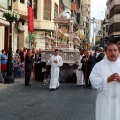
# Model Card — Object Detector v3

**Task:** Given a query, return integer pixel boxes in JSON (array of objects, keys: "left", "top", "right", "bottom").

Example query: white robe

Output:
[
  {"left": 48, "top": 55, "right": 63, "bottom": 89},
  {"left": 76, "top": 55, "right": 84, "bottom": 85},
  {"left": 89, "top": 58, "right": 120, "bottom": 120}
]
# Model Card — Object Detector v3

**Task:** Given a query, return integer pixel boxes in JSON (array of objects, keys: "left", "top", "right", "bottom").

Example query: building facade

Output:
[
  {"left": 0, "top": 0, "right": 92, "bottom": 51},
  {"left": 95, "top": 20, "right": 103, "bottom": 41},
  {"left": 80, "top": 0, "right": 91, "bottom": 48},
  {"left": 0, "top": 0, "right": 9, "bottom": 52},
  {"left": 13, "top": 0, "right": 28, "bottom": 51},
  {"left": 108, "top": 0, "right": 120, "bottom": 37},
  {"left": 0, "top": 0, "right": 28, "bottom": 52},
  {"left": 27, "top": 0, "right": 59, "bottom": 49}
]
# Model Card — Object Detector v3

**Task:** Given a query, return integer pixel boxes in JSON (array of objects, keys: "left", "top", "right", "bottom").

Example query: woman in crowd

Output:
[{"left": 1, "top": 49, "right": 7, "bottom": 78}]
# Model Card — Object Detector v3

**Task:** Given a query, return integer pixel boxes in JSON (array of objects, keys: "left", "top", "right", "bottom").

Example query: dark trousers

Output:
[
  {"left": 83, "top": 70, "right": 91, "bottom": 88},
  {"left": 34, "top": 63, "right": 41, "bottom": 80},
  {"left": 34, "top": 62, "right": 46, "bottom": 81},
  {"left": 25, "top": 70, "right": 31, "bottom": 86},
  {"left": 87, "top": 70, "right": 91, "bottom": 88}
]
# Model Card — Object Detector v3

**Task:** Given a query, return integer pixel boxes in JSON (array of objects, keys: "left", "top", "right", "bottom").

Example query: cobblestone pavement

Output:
[{"left": 0, "top": 78, "right": 97, "bottom": 120}]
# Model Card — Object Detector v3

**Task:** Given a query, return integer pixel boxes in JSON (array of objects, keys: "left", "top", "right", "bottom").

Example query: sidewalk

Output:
[
  {"left": 0, "top": 77, "right": 24, "bottom": 91},
  {"left": 0, "top": 72, "right": 35, "bottom": 91}
]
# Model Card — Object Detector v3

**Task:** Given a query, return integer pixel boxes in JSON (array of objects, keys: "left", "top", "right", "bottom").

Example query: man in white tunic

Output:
[
  {"left": 76, "top": 49, "right": 84, "bottom": 85},
  {"left": 47, "top": 49, "right": 63, "bottom": 90},
  {"left": 89, "top": 43, "right": 120, "bottom": 120}
]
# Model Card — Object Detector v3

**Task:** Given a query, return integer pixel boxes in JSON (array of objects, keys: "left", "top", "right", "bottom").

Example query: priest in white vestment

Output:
[
  {"left": 47, "top": 49, "right": 63, "bottom": 90},
  {"left": 76, "top": 50, "right": 84, "bottom": 85},
  {"left": 90, "top": 43, "right": 120, "bottom": 120}
]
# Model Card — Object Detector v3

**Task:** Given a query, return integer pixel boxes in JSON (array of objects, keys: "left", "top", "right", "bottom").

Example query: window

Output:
[
  {"left": 113, "top": 23, "right": 120, "bottom": 32},
  {"left": 20, "top": 0, "right": 24, "bottom": 3},
  {"left": 34, "top": 0, "right": 37, "bottom": 19},
  {"left": 54, "top": 3, "right": 58, "bottom": 18},
  {"left": 106, "top": 25, "right": 108, "bottom": 33},
  {"left": 114, "top": 5, "right": 120, "bottom": 14},
  {"left": 44, "top": 0, "right": 51, "bottom": 21},
  {"left": 109, "top": 5, "right": 120, "bottom": 18},
  {"left": 106, "top": 14, "right": 109, "bottom": 20},
  {"left": 109, "top": 23, "right": 120, "bottom": 34}
]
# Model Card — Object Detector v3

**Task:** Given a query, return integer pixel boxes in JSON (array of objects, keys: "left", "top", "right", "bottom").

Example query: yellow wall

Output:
[
  {"left": 13, "top": 0, "right": 27, "bottom": 14},
  {"left": 34, "top": 0, "right": 59, "bottom": 31},
  {"left": 0, "top": 0, "right": 60, "bottom": 51},
  {"left": 34, "top": 0, "right": 59, "bottom": 50},
  {"left": 18, "top": 22, "right": 28, "bottom": 48}
]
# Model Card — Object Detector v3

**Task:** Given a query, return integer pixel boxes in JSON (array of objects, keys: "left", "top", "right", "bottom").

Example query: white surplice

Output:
[
  {"left": 48, "top": 55, "right": 63, "bottom": 89},
  {"left": 89, "top": 58, "right": 120, "bottom": 120},
  {"left": 76, "top": 55, "right": 84, "bottom": 85}
]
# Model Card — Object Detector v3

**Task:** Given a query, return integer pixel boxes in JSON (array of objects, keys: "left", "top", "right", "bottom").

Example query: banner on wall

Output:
[{"left": 28, "top": 6, "right": 34, "bottom": 32}]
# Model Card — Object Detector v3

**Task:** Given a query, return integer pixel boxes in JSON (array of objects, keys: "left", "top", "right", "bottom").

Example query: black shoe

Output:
[{"left": 49, "top": 88, "right": 56, "bottom": 91}]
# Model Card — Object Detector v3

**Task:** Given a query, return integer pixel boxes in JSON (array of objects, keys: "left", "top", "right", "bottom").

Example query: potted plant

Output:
[{"left": 2, "top": 10, "right": 20, "bottom": 22}]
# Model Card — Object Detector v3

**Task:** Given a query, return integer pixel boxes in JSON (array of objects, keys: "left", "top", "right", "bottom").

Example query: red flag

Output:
[{"left": 28, "top": 6, "right": 34, "bottom": 32}]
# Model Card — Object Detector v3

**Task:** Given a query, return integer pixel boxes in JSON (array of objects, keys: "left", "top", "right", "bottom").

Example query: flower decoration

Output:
[{"left": 2, "top": 10, "right": 20, "bottom": 22}]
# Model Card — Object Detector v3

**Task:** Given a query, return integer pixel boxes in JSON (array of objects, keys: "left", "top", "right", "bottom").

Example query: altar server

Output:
[
  {"left": 76, "top": 49, "right": 84, "bottom": 86},
  {"left": 90, "top": 43, "right": 120, "bottom": 120},
  {"left": 47, "top": 49, "right": 63, "bottom": 91}
]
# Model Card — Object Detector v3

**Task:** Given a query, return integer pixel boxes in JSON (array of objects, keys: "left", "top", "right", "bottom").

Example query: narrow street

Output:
[{"left": 0, "top": 78, "right": 97, "bottom": 120}]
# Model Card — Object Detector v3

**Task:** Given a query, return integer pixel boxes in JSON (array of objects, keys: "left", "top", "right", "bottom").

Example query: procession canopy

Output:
[
  {"left": 51, "top": 8, "right": 81, "bottom": 50},
  {"left": 44, "top": 8, "right": 84, "bottom": 50}
]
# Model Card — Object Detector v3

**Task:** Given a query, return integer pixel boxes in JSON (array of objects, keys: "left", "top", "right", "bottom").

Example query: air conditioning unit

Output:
[{"left": 18, "top": 22, "right": 25, "bottom": 31}]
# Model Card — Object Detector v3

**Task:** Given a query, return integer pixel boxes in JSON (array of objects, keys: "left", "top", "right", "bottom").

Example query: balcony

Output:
[
  {"left": 34, "top": 20, "right": 54, "bottom": 31},
  {"left": 110, "top": 0, "right": 120, "bottom": 10},
  {"left": 109, "top": 14, "right": 120, "bottom": 26},
  {"left": 13, "top": 0, "right": 27, "bottom": 20}
]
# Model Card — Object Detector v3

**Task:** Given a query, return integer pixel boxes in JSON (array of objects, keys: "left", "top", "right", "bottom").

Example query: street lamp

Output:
[
  {"left": 0, "top": 54, "right": 3, "bottom": 82},
  {"left": 4, "top": 0, "right": 14, "bottom": 83}
]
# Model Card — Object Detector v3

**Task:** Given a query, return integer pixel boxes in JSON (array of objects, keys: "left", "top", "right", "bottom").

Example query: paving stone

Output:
[{"left": 0, "top": 78, "right": 97, "bottom": 120}]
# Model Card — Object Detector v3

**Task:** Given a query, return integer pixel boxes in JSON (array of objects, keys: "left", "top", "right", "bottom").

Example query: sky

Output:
[
  {"left": 91, "top": 0, "right": 107, "bottom": 20},
  {"left": 90, "top": 0, "right": 108, "bottom": 43}
]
